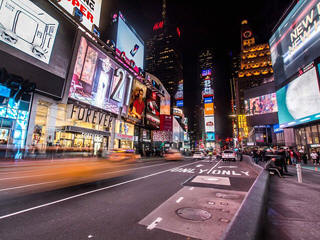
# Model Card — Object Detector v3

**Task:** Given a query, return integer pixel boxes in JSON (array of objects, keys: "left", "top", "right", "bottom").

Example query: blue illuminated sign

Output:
[
  {"left": 206, "top": 132, "right": 215, "bottom": 141},
  {"left": 202, "top": 69, "right": 212, "bottom": 77},
  {"left": 176, "top": 100, "right": 183, "bottom": 107},
  {"left": 204, "top": 97, "right": 213, "bottom": 104},
  {"left": 0, "top": 84, "right": 10, "bottom": 98},
  {"left": 273, "top": 124, "right": 283, "bottom": 133}
]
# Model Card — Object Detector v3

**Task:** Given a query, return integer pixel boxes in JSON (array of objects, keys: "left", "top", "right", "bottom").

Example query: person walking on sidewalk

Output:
[
  {"left": 265, "top": 157, "right": 284, "bottom": 178},
  {"left": 310, "top": 150, "right": 319, "bottom": 165}
]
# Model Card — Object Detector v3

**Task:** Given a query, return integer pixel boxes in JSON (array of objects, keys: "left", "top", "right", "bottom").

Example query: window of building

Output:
[
  {"left": 313, "top": 125, "right": 320, "bottom": 144},
  {"left": 306, "top": 126, "right": 313, "bottom": 144}
]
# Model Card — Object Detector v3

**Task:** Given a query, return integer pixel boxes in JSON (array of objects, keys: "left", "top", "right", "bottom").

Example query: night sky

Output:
[{"left": 112, "top": 0, "right": 294, "bottom": 138}]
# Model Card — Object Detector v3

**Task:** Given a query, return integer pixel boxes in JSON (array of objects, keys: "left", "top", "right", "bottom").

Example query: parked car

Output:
[
  {"left": 193, "top": 151, "right": 205, "bottom": 159},
  {"left": 221, "top": 150, "right": 237, "bottom": 161},
  {"left": 164, "top": 149, "right": 183, "bottom": 161}
]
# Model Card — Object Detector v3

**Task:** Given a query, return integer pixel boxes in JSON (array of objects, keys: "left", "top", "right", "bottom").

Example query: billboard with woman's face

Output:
[{"left": 128, "top": 80, "right": 146, "bottom": 122}]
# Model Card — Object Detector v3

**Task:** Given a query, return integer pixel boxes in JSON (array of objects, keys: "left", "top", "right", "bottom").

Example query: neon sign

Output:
[{"left": 153, "top": 21, "right": 164, "bottom": 31}]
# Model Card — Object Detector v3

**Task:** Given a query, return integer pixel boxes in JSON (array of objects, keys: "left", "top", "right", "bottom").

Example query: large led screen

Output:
[
  {"left": 206, "top": 132, "right": 215, "bottom": 142},
  {"left": 269, "top": 0, "right": 320, "bottom": 85},
  {"left": 245, "top": 93, "right": 278, "bottom": 116},
  {"left": 205, "top": 116, "right": 215, "bottom": 132},
  {"left": 128, "top": 80, "right": 146, "bottom": 121},
  {"left": 145, "top": 89, "right": 160, "bottom": 128},
  {"left": 204, "top": 103, "right": 214, "bottom": 116},
  {"left": 116, "top": 13, "right": 144, "bottom": 70},
  {"left": 0, "top": 0, "right": 58, "bottom": 64},
  {"left": 276, "top": 66, "right": 320, "bottom": 128},
  {"left": 160, "top": 91, "right": 170, "bottom": 115},
  {"left": 69, "top": 36, "right": 134, "bottom": 115},
  {"left": 0, "top": 0, "right": 77, "bottom": 98}
]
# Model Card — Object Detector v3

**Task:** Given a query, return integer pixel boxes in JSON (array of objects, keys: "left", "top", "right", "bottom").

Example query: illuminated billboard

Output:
[
  {"left": 205, "top": 116, "right": 215, "bottom": 132},
  {"left": 276, "top": 65, "right": 320, "bottom": 128},
  {"left": 160, "top": 91, "right": 171, "bottom": 115},
  {"left": 269, "top": 0, "right": 320, "bottom": 85},
  {"left": 204, "top": 103, "right": 214, "bottom": 116},
  {"left": 56, "top": 0, "right": 102, "bottom": 31},
  {"left": 116, "top": 12, "right": 144, "bottom": 71},
  {"left": 204, "top": 97, "right": 213, "bottom": 104},
  {"left": 0, "top": 0, "right": 58, "bottom": 64},
  {"left": 128, "top": 80, "right": 147, "bottom": 122},
  {"left": 145, "top": 89, "right": 160, "bottom": 128},
  {"left": 69, "top": 36, "right": 134, "bottom": 115},
  {"left": 244, "top": 93, "right": 278, "bottom": 116},
  {"left": 202, "top": 69, "right": 212, "bottom": 77},
  {"left": 176, "top": 100, "right": 183, "bottom": 107},
  {"left": 206, "top": 132, "right": 215, "bottom": 141}
]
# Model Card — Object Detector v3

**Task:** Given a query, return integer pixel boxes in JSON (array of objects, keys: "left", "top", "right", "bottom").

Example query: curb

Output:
[{"left": 221, "top": 155, "right": 270, "bottom": 240}]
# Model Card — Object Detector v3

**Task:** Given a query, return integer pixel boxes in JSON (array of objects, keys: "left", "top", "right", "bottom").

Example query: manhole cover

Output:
[{"left": 176, "top": 207, "right": 212, "bottom": 221}]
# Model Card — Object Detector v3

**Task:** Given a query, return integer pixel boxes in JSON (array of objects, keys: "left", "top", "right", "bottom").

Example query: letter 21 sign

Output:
[{"left": 57, "top": 0, "right": 102, "bottom": 31}]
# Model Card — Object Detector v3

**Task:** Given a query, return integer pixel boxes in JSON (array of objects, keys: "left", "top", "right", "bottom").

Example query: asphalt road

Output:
[{"left": 0, "top": 157, "right": 259, "bottom": 240}]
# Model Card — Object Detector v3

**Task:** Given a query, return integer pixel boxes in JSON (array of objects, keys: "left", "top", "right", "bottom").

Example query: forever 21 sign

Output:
[{"left": 67, "top": 104, "right": 113, "bottom": 129}]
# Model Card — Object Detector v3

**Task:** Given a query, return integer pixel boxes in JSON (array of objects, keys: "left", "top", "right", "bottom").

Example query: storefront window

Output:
[
  {"left": 32, "top": 101, "right": 49, "bottom": 147},
  {"left": 306, "top": 126, "right": 313, "bottom": 144},
  {"left": 299, "top": 128, "right": 307, "bottom": 146},
  {"left": 311, "top": 125, "right": 319, "bottom": 144}
]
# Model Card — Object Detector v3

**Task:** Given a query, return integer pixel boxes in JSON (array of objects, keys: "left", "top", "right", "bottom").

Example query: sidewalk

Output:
[{"left": 263, "top": 165, "right": 320, "bottom": 240}]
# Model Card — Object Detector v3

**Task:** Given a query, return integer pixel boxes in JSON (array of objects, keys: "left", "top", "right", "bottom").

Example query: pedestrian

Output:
[
  {"left": 310, "top": 150, "right": 319, "bottom": 165},
  {"left": 302, "top": 152, "right": 308, "bottom": 164},
  {"left": 265, "top": 157, "right": 284, "bottom": 178},
  {"left": 278, "top": 148, "right": 288, "bottom": 173},
  {"left": 290, "top": 148, "right": 296, "bottom": 165}
]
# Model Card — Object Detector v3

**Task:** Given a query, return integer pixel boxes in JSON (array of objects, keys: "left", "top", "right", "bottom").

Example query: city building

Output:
[
  {"left": 235, "top": 20, "right": 278, "bottom": 146},
  {"left": 145, "top": 0, "right": 183, "bottom": 104},
  {"left": 198, "top": 49, "right": 215, "bottom": 148},
  {"left": 270, "top": 0, "right": 320, "bottom": 155}
]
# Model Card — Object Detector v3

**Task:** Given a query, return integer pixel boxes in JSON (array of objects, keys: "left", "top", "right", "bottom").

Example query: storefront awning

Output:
[{"left": 60, "top": 126, "right": 110, "bottom": 137}]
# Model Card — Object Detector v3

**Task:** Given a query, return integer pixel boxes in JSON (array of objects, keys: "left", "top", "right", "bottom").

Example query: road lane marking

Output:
[
  {"left": 0, "top": 174, "right": 53, "bottom": 181},
  {"left": 0, "top": 181, "right": 61, "bottom": 192},
  {"left": 103, "top": 162, "right": 175, "bottom": 175},
  {"left": 147, "top": 217, "right": 162, "bottom": 230},
  {"left": 207, "top": 159, "right": 222, "bottom": 175},
  {"left": 0, "top": 160, "right": 202, "bottom": 220},
  {"left": 176, "top": 197, "right": 184, "bottom": 203}
]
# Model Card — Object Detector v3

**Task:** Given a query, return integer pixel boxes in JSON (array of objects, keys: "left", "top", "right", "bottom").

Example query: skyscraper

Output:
[{"left": 145, "top": 0, "right": 183, "bottom": 105}]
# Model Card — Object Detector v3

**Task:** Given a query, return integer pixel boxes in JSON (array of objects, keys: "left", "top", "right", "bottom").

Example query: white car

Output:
[
  {"left": 193, "top": 151, "right": 205, "bottom": 159},
  {"left": 221, "top": 150, "right": 237, "bottom": 161}
]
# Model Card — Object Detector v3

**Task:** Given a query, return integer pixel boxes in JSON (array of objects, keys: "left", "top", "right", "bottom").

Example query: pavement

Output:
[{"left": 263, "top": 165, "right": 320, "bottom": 240}]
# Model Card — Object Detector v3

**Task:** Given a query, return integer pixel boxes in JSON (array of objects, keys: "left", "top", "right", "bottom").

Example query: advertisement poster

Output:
[
  {"left": 244, "top": 93, "right": 278, "bottom": 116},
  {"left": 270, "top": 0, "right": 320, "bottom": 85},
  {"left": 116, "top": 12, "right": 144, "bottom": 71},
  {"left": 128, "top": 80, "right": 147, "bottom": 121},
  {"left": 56, "top": 0, "right": 102, "bottom": 31},
  {"left": 115, "top": 120, "right": 134, "bottom": 141},
  {"left": 69, "top": 36, "right": 133, "bottom": 115},
  {"left": 160, "top": 115, "right": 173, "bottom": 131},
  {"left": 276, "top": 66, "right": 320, "bottom": 127},
  {"left": 145, "top": 88, "right": 160, "bottom": 128},
  {"left": 205, "top": 116, "right": 215, "bottom": 132},
  {"left": 206, "top": 132, "right": 215, "bottom": 141},
  {"left": 152, "top": 131, "right": 172, "bottom": 142},
  {"left": 204, "top": 103, "right": 214, "bottom": 116},
  {"left": 160, "top": 91, "right": 171, "bottom": 115},
  {"left": 0, "top": 0, "right": 59, "bottom": 64}
]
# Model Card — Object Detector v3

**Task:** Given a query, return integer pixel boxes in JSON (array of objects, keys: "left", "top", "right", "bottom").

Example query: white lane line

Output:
[
  {"left": 0, "top": 160, "right": 202, "bottom": 220},
  {"left": 0, "top": 174, "right": 53, "bottom": 181},
  {"left": 207, "top": 159, "right": 222, "bottom": 175},
  {"left": 189, "top": 187, "right": 194, "bottom": 190},
  {"left": 147, "top": 217, "right": 162, "bottom": 230},
  {"left": 0, "top": 181, "right": 61, "bottom": 192},
  {"left": 176, "top": 197, "right": 184, "bottom": 203}
]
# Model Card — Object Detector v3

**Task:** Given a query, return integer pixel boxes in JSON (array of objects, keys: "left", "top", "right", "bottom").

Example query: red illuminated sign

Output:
[
  {"left": 153, "top": 21, "right": 164, "bottom": 31},
  {"left": 177, "top": 27, "right": 180, "bottom": 37}
]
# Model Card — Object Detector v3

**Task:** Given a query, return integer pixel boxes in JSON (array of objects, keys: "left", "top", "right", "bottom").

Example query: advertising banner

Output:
[
  {"left": 0, "top": 0, "right": 77, "bottom": 98},
  {"left": 270, "top": 0, "right": 320, "bottom": 85},
  {"left": 116, "top": 12, "right": 144, "bottom": 71},
  {"left": 205, "top": 116, "right": 215, "bottom": 132},
  {"left": 56, "top": 0, "right": 102, "bottom": 31},
  {"left": 160, "top": 115, "right": 173, "bottom": 131},
  {"left": 244, "top": 93, "right": 278, "bottom": 116},
  {"left": 152, "top": 131, "right": 172, "bottom": 142},
  {"left": 145, "top": 88, "right": 160, "bottom": 128},
  {"left": 160, "top": 91, "right": 171, "bottom": 115},
  {"left": 276, "top": 66, "right": 320, "bottom": 128},
  {"left": 115, "top": 120, "right": 134, "bottom": 141},
  {"left": 204, "top": 103, "right": 214, "bottom": 116},
  {"left": 128, "top": 80, "right": 147, "bottom": 122},
  {"left": 69, "top": 36, "right": 134, "bottom": 115},
  {"left": 206, "top": 132, "right": 215, "bottom": 141}
]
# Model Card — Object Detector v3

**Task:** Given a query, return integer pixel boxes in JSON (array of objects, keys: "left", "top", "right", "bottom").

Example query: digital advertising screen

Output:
[
  {"left": 244, "top": 93, "right": 278, "bottom": 116},
  {"left": 160, "top": 91, "right": 171, "bottom": 115},
  {"left": 56, "top": 0, "right": 102, "bottom": 31},
  {"left": 116, "top": 13, "right": 144, "bottom": 71},
  {"left": 69, "top": 36, "right": 134, "bottom": 115},
  {"left": 276, "top": 66, "right": 320, "bottom": 128},
  {"left": 145, "top": 88, "right": 160, "bottom": 128},
  {"left": 269, "top": 0, "right": 320, "bottom": 86},
  {"left": 128, "top": 80, "right": 147, "bottom": 122},
  {"left": 176, "top": 100, "right": 183, "bottom": 107},
  {"left": 201, "top": 69, "right": 212, "bottom": 77},
  {"left": 0, "top": 0, "right": 77, "bottom": 98},
  {"left": 204, "top": 103, "right": 214, "bottom": 116},
  {"left": 204, "top": 97, "right": 213, "bottom": 104},
  {"left": 206, "top": 132, "right": 215, "bottom": 142},
  {"left": 205, "top": 116, "right": 215, "bottom": 132}
]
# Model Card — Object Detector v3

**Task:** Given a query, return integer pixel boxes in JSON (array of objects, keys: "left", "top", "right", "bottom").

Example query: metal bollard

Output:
[{"left": 296, "top": 164, "right": 302, "bottom": 183}]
